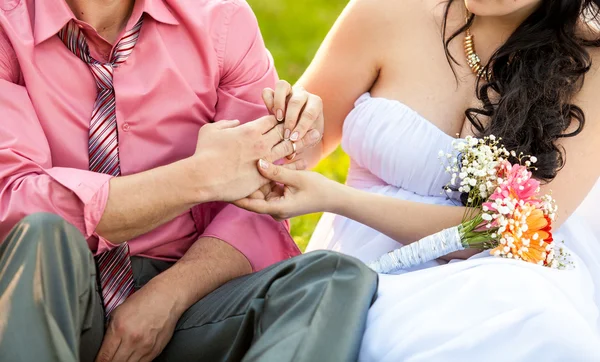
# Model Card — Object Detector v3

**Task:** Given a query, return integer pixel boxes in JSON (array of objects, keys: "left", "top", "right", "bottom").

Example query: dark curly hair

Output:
[{"left": 442, "top": 0, "right": 600, "bottom": 181}]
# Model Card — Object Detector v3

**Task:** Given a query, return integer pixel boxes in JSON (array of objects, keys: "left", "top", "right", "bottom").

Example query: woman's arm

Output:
[
  {"left": 235, "top": 161, "right": 466, "bottom": 245},
  {"left": 294, "top": 0, "right": 397, "bottom": 165},
  {"left": 244, "top": 3, "right": 600, "bottom": 247},
  {"left": 238, "top": 94, "right": 600, "bottom": 248},
  {"left": 331, "top": 186, "right": 464, "bottom": 243}
]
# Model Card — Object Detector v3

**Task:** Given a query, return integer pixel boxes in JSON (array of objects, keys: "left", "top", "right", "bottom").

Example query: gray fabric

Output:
[
  {"left": 0, "top": 213, "right": 104, "bottom": 362},
  {"left": 0, "top": 213, "right": 378, "bottom": 362},
  {"left": 144, "top": 251, "right": 378, "bottom": 362}
]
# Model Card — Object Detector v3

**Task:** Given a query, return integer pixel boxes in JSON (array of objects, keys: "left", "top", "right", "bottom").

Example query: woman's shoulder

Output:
[
  {"left": 342, "top": 0, "right": 434, "bottom": 27},
  {"left": 338, "top": 0, "right": 440, "bottom": 45}
]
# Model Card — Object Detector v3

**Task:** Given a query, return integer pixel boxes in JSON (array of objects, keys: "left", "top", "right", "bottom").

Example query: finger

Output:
[
  {"left": 248, "top": 189, "right": 266, "bottom": 200},
  {"left": 284, "top": 89, "right": 309, "bottom": 140},
  {"left": 95, "top": 330, "right": 121, "bottom": 362},
  {"left": 137, "top": 346, "right": 161, "bottom": 362},
  {"left": 125, "top": 351, "right": 144, "bottom": 362},
  {"left": 257, "top": 179, "right": 278, "bottom": 200},
  {"left": 269, "top": 139, "right": 295, "bottom": 161},
  {"left": 290, "top": 94, "right": 323, "bottom": 142},
  {"left": 212, "top": 119, "right": 240, "bottom": 130},
  {"left": 254, "top": 115, "right": 279, "bottom": 134},
  {"left": 234, "top": 197, "right": 273, "bottom": 214},
  {"left": 287, "top": 129, "right": 322, "bottom": 157},
  {"left": 257, "top": 159, "right": 297, "bottom": 185},
  {"left": 282, "top": 159, "right": 307, "bottom": 171},
  {"left": 273, "top": 80, "right": 292, "bottom": 122},
  {"left": 136, "top": 329, "right": 169, "bottom": 362},
  {"left": 111, "top": 342, "right": 135, "bottom": 362},
  {"left": 262, "top": 88, "right": 275, "bottom": 114},
  {"left": 263, "top": 123, "right": 285, "bottom": 147},
  {"left": 265, "top": 183, "right": 285, "bottom": 200}
]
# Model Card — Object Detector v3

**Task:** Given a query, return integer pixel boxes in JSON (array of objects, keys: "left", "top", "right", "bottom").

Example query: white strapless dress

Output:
[{"left": 307, "top": 93, "right": 600, "bottom": 361}]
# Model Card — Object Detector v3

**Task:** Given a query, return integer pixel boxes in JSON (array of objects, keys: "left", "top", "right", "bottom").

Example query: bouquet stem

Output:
[{"left": 367, "top": 226, "right": 466, "bottom": 273}]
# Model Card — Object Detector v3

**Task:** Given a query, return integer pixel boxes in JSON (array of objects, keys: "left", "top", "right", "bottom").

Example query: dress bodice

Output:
[{"left": 341, "top": 93, "right": 456, "bottom": 197}]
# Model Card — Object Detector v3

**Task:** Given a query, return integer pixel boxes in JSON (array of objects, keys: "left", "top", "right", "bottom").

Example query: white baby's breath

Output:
[{"left": 442, "top": 136, "right": 511, "bottom": 204}]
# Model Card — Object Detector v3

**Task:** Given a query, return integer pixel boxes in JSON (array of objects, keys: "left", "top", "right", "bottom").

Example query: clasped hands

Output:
[
  {"left": 188, "top": 80, "right": 339, "bottom": 222},
  {"left": 233, "top": 80, "right": 343, "bottom": 221}
]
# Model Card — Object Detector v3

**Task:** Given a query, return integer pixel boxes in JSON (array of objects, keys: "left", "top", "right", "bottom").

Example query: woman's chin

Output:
[{"left": 464, "top": 0, "right": 542, "bottom": 18}]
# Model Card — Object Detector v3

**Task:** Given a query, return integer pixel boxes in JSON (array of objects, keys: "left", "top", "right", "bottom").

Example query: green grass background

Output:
[{"left": 247, "top": 0, "right": 349, "bottom": 251}]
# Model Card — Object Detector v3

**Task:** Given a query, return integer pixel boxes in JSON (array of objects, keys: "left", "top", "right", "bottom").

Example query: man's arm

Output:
[
  {"left": 0, "top": 32, "right": 284, "bottom": 256},
  {"left": 188, "top": 0, "right": 301, "bottom": 274}
]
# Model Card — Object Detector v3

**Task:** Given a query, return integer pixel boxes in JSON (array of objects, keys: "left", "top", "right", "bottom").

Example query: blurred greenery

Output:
[{"left": 248, "top": 0, "right": 349, "bottom": 251}]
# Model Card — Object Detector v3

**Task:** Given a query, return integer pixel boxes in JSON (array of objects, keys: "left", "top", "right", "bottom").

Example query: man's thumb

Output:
[{"left": 214, "top": 119, "right": 240, "bottom": 130}]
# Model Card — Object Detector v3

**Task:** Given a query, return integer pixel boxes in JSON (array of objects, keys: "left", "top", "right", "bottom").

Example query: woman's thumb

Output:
[{"left": 257, "top": 159, "right": 294, "bottom": 184}]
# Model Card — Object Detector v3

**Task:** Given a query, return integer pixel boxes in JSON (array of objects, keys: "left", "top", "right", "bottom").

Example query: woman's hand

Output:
[
  {"left": 262, "top": 80, "right": 323, "bottom": 159},
  {"left": 234, "top": 159, "right": 342, "bottom": 220}
]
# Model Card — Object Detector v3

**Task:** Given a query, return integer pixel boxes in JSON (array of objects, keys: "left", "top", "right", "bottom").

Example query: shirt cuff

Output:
[
  {"left": 46, "top": 167, "right": 114, "bottom": 254},
  {"left": 195, "top": 203, "right": 301, "bottom": 271}
]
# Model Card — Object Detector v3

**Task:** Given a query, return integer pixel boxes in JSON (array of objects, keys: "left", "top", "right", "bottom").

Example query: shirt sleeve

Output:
[
  {"left": 212, "top": 0, "right": 278, "bottom": 123},
  {"left": 191, "top": 1, "right": 300, "bottom": 271},
  {"left": 0, "top": 31, "right": 113, "bottom": 253},
  {"left": 193, "top": 202, "right": 300, "bottom": 272}
]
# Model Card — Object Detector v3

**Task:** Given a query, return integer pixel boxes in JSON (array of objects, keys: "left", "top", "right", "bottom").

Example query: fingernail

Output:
[
  {"left": 276, "top": 109, "right": 284, "bottom": 121},
  {"left": 259, "top": 159, "right": 269, "bottom": 169},
  {"left": 284, "top": 129, "right": 291, "bottom": 140},
  {"left": 308, "top": 130, "right": 321, "bottom": 142},
  {"left": 290, "top": 132, "right": 299, "bottom": 141}
]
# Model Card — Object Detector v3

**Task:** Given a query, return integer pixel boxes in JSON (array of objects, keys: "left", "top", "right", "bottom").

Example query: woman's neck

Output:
[
  {"left": 65, "top": 0, "right": 135, "bottom": 44},
  {"left": 460, "top": 1, "right": 540, "bottom": 64}
]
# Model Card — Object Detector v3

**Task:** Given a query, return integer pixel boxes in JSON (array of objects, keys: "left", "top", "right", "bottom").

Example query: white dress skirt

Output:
[{"left": 307, "top": 93, "right": 600, "bottom": 361}]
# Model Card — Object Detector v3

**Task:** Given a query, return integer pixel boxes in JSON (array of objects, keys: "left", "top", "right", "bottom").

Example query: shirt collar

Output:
[
  {"left": 141, "top": 0, "right": 179, "bottom": 26},
  {"left": 34, "top": 0, "right": 179, "bottom": 46}
]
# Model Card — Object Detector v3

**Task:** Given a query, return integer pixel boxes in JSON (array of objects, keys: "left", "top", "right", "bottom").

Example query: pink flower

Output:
[{"left": 491, "top": 161, "right": 539, "bottom": 202}]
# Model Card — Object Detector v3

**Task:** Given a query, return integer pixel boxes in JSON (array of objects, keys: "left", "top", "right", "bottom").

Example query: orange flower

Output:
[{"left": 491, "top": 205, "right": 554, "bottom": 266}]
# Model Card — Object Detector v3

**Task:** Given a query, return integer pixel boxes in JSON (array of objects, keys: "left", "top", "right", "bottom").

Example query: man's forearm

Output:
[
  {"left": 95, "top": 157, "right": 209, "bottom": 243},
  {"left": 144, "top": 236, "right": 252, "bottom": 316}
]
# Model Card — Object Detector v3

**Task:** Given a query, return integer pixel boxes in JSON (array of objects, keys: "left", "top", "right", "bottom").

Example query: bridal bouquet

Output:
[{"left": 368, "top": 135, "right": 570, "bottom": 274}]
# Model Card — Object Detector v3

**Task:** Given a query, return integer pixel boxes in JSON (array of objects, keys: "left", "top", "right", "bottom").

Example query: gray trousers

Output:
[{"left": 0, "top": 213, "right": 378, "bottom": 362}]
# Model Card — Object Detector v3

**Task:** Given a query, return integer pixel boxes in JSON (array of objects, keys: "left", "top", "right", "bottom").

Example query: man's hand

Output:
[
  {"left": 187, "top": 116, "right": 305, "bottom": 203},
  {"left": 95, "top": 237, "right": 253, "bottom": 362},
  {"left": 95, "top": 281, "right": 179, "bottom": 362}
]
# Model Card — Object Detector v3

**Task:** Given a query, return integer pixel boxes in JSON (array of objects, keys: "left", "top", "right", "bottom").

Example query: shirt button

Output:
[{"left": 122, "top": 123, "right": 130, "bottom": 132}]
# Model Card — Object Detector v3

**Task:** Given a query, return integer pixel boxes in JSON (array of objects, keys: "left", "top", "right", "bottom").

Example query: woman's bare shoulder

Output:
[
  {"left": 342, "top": 0, "right": 433, "bottom": 31},
  {"left": 334, "top": 0, "right": 443, "bottom": 57}
]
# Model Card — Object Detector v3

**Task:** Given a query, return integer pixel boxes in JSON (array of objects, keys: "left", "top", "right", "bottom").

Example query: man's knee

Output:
[
  {"left": 9, "top": 213, "right": 88, "bottom": 254},
  {"left": 19, "top": 212, "right": 69, "bottom": 230},
  {"left": 302, "top": 250, "right": 378, "bottom": 286}
]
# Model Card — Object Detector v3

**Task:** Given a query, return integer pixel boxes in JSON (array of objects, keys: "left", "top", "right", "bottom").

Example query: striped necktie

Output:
[{"left": 58, "top": 17, "right": 144, "bottom": 318}]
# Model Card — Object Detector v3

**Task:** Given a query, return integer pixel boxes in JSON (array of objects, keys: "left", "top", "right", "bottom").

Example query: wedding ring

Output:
[{"left": 286, "top": 141, "right": 297, "bottom": 160}]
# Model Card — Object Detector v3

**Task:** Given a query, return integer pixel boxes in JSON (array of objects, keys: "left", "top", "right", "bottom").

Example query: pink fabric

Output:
[{"left": 0, "top": 0, "right": 300, "bottom": 271}]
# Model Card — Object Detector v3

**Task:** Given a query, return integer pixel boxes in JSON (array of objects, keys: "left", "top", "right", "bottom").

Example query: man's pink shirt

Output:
[{"left": 0, "top": 0, "right": 300, "bottom": 270}]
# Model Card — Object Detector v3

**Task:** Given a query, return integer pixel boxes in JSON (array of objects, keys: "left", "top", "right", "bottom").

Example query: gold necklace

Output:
[{"left": 463, "top": 15, "right": 488, "bottom": 78}]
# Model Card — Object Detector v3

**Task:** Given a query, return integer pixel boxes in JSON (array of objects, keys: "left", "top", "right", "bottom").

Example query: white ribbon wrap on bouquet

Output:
[{"left": 368, "top": 226, "right": 465, "bottom": 274}]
